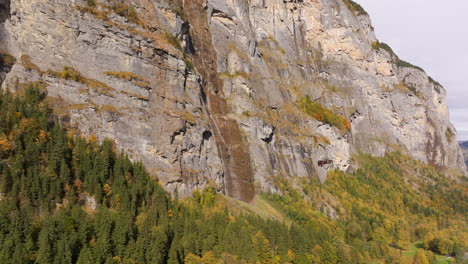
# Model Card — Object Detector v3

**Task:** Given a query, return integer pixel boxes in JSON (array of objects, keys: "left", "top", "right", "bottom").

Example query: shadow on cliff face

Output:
[
  {"left": 0, "top": 0, "right": 10, "bottom": 23},
  {"left": 183, "top": 0, "right": 256, "bottom": 203},
  {"left": 0, "top": 0, "right": 14, "bottom": 86}
]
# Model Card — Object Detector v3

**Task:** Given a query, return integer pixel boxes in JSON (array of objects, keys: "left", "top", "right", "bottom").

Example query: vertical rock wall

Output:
[
  {"left": 0, "top": 0, "right": 465, "bottom": 201},
  {"left": 184, "top": 0, "right": 255, "bottom": 202}
]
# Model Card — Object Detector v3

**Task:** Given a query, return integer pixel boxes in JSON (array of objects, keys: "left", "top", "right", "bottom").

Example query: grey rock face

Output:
[{"left": 0, "top": 0, "right": 465, "bottom": 201}]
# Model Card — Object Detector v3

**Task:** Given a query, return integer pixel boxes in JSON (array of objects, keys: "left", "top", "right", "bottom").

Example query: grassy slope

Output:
[{"left": 402, "top": 242, "right": 455, "bottom": 263}]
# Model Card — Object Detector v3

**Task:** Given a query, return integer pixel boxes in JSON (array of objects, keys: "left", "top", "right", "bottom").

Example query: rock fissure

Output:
[{"left": 184, "top": 0, "right": 255, "bottom": 202}]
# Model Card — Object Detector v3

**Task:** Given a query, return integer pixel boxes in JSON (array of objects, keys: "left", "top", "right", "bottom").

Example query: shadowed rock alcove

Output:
[{"left": 0, "top": 0, "right": 10, "bottom": 23}]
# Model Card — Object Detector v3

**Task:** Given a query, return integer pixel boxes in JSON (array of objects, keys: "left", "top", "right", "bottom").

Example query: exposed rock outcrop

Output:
[{"left": 0, "top": 0, "right": 465, "bottom": 202}]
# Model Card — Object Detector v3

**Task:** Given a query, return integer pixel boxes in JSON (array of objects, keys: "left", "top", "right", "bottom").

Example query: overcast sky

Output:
[{"left": 352, "top": 0, "right": 468, "bottom": 141}]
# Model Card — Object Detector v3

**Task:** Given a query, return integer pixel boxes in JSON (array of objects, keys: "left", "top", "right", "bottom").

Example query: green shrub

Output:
[
  {"left": 184, "top": 57, "right": 194, "bottom": 71},
  {"left": 174, "top": 4, "right": 188, "bottom": 22},
  {"left": 75, "top": 5, "right": 109, "bottom": 21},
  {"left": 371, "top": 41, "right": 396, "bottom": 56},
  {"left": 396, "top": 59, "right": 424, "bottom": 72},
  {"left": 61, "top": 66, "right": 82, "bottom": 82},
  {"left": 165, "top": 32, "right": 182, "bottom": 51},
  {"left": 77, "top": 2, "right": 142, "bottom": 25},
  {"left": 20, "top": 55, "right": 40, "bottom": 71},
  {"left": 110, "top": 2, "right": 140, "bottom": 25},
  {"left": 372, "top": 41, "right": 425, "bottom": 72},
  {"left": 104, "top": 71, "right": 149, "bottom": 83},
  {"left": 428, "top": 76, "right": 441, "bottom": 88},
  {"left": 0, "top": 50, "right": 15, "bottom": 67},
  {"left": 45, "top": 66, "right": 115, "bottom": 97},
  {"left": 342, "top": 0, "right": 368, "bottom": 16},
  {"left": 428, "top": 76, "right": 442, "bottom": 93},
  {"left": 164, "top": 32, "right": 195, "bottom": 71},
  {"left": 299, "top": 96, "right": 351, "bottom": 133}
]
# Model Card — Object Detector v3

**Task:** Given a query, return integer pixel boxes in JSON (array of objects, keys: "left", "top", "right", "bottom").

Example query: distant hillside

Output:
[
  {"left": 460, "top": 141, "right": 468, "bottom": 166},
  {"left": 460, "top": 141, "right": 468, "bottom": 148}
]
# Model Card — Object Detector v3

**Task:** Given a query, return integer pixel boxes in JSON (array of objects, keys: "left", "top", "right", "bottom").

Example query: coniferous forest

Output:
[{"left": 0, "top": 86, "right": 466, "bottom": 263}]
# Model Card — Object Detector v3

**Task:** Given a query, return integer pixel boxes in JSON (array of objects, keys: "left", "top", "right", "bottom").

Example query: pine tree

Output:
[
  {"left": 76, "top": 245, "right": 95, "bottom": 264},
  {"left": 321, "top": 241, "right": 338, "bottom": 264},
  {"left": 252, "top": 231, "right": 272, "bottom": 264}
]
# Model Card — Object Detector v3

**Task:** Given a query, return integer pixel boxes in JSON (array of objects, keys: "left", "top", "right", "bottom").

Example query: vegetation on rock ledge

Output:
[
  {"left": 0, "top": 50, "right": 15, "bottom": 67},
  {"left": 299, "top": 96, "right": 351, "bottom": 133},
  {"left": 342, "top": 0, "right": 368, "bottom": 16},
  {"left": 77, "top": 1, "right": 142, "bottom": 26},
  {"left": 372, "top": 41, "right": 425, "bottom": 72}
]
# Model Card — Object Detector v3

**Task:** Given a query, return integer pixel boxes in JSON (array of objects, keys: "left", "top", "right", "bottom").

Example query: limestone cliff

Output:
[{"left": 0, "top": 0, "right": 465, "bottom": 202}]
